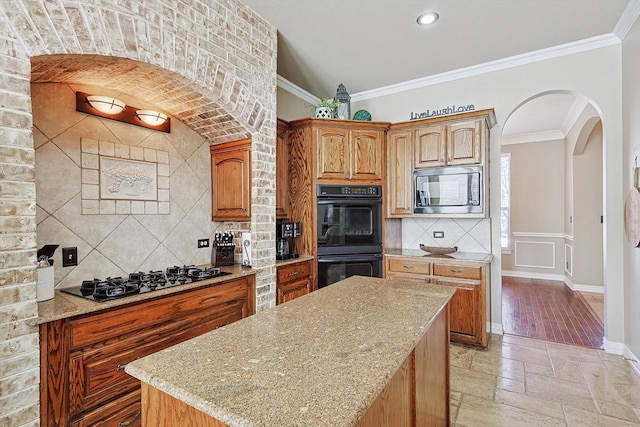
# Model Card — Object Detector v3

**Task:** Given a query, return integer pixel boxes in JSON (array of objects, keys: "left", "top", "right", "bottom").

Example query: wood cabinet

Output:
[
  {"left": 40, "top": 276, "right": 256, "bottom": 426},
  {"left": 276, "top": 119, "right": 290, "bottom": 219},
  {"left": 386, "top": 130, "right": 413, "bottom": 216},
  {"left": 316, "top": 125, "right": 385, "bottom": 182},
  {"left": 276, "top": 258, "right": 312, "bottom": 304},
  {"left": 386, "top": 109, "right": 496, "bottom": 218},
  {"left": 385, "top": 255, "right": 488, "bottom": 347},
  {"left": 210, "top": 139, "right": 251, "bottom": 221}
]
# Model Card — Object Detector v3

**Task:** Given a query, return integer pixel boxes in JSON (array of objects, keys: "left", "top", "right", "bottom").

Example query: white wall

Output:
[
  {"left": 501, "top": 139, "right": 566, "bottom": 278},
  {"left": 349, "top": 46, "right": 624, "bottom": 345},
  {"left": 572, "top": 123, "right": 604, "bottom": 288},
  {"left": 622, "top": 12, "right": 640, "bottom": 362}
]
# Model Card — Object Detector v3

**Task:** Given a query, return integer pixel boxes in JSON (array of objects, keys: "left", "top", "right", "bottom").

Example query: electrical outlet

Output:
[
  {"left": 62, "top": 247, "right": 77, "bottom": 267},
  {"left": 433, "top": 231, "right": 445, "bottom": 238},
  {"left": 198, "top": 239, "right": 210, "bottom": 248}
]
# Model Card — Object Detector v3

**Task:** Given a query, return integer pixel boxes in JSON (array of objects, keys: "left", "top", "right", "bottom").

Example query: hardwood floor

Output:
[{"left": 502, "top": 276, "right": 604, "bottom": 349}]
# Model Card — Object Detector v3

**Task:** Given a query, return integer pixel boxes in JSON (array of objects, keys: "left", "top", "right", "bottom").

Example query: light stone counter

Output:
[
  {"left": 34, "top": 264, "right": 256, "bottom": 325},
  {"left": 126, "top": 275, "right": 455, "bottom": 427},
  {"left": 385, "top": 247, "right": 493, "bottom": 263}
]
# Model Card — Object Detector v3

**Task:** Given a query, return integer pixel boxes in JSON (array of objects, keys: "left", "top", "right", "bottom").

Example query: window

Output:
[{"left": 500, "top": 153, "right": 511, "bottom": 250}]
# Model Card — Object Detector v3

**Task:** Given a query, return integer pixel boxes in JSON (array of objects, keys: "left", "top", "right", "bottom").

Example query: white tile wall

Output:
[{"left": 402, "top": 217, "right": 492, "bottom": 253}]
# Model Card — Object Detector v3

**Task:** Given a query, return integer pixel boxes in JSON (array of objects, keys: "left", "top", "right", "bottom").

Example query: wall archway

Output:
[
  {"left": 0, "top": 1, "right": 276, "bottom": 423},
  {"left": 500, "top": 90, "right": 607, "bottom": 346}
]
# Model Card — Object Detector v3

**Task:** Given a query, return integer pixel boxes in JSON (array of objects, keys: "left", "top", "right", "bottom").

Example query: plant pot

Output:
[{"left": 315, "top": 106, "right": 333, "bottom": 118}]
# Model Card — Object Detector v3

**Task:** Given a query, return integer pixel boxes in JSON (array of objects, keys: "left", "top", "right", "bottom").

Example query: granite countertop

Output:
[
  {"left": 125, "top": 275, "right": 455, "bottom": 427},
  {"left": 275, "top": 255, "right": 314, "bottom": 267},
  {"left": 34, "top": 264, "right": 256, "bottom": 325},
  {"left": 385, "top": 247, "right": 493, "bottom": 263}
]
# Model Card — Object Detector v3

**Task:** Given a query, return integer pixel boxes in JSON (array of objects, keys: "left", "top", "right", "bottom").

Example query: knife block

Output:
[{"left": 211, "top": 245, "right": 235, "bottom": 266}]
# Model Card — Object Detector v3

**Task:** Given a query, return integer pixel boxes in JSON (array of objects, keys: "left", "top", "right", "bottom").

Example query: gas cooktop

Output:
[{"left": 61, "top": 265, "right": 231, "bottom": 302}]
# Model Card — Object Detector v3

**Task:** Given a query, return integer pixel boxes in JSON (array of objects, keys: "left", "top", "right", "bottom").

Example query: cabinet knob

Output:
[
  {"left": 450, "top": 269, "right": 464, "bottom": 274},
  {"left": 402, "top": 265, "right": 414, "bottom": 269},
  {"left": 292, "top": 271, "right": 301, "bottom": 275}
]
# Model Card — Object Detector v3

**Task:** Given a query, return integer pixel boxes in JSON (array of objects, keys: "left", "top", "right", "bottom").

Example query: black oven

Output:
[
  {"left": 316, "top": 184, "right": 382, "bottom": 255},
  {"left": 317, "top": 253, "right": 383, "bottom": 289},
  {"left": 316, "top": 184, "right": 383, "bottom": 288}
]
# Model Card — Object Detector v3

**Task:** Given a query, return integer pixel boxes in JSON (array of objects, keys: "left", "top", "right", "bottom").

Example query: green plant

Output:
[{"left": 314, "top": 97, "right": 340, "bottom": 109}]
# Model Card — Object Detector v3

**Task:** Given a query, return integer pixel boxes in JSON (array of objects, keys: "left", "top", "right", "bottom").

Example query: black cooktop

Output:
[{"left": 61, "top": 266, "right": 231, "bottom": 302}]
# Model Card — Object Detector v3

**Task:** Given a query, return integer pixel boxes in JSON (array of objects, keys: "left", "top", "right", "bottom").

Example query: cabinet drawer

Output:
[
  {"left": 277, "top": 261, "right": 311, "bottom": 284},
  {"left": 388, "top": 258, "right": 431, "bottom": 275},
  {"left": 433, "top": 263, "right": 482, "bottom": 280},
  {"left": 69, "top": 278, "right": 249, "bottom": 349},
  {"left": 69, "top": 301, "right": 245, "bottom": 414},
  {"left": 71, "top": 388, "right": 141, "bottom": 427}
]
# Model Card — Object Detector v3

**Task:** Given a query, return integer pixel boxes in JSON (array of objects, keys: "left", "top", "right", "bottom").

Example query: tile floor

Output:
[{"left": 450, "top": 334, "right": 640, "bottom": 426}]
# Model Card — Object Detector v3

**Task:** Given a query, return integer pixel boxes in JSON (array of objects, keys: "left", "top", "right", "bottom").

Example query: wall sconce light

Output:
[
  {"left": 85, "top": 95, "right": 126, "bottom": 115},
  {"left": 136, "top": 110, "right": 168, "bottom": 126},
  {"left": 76, "top": 91, "right": 171, "bottom": 133}
]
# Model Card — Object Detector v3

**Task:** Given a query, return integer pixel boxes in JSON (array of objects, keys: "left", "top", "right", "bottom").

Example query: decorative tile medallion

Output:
[{"left": 81, "top": 138, "right": 170, "bottom": 214}]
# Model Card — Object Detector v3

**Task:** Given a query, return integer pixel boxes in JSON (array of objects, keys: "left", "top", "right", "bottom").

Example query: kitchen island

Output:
[{"left": 125, "top": 275, "right": 455, "bottom": 426}]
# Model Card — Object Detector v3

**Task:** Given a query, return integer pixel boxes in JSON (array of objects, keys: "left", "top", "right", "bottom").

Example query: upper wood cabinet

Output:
[
  {"left": 414, "top": 118, "right": 486, "bottom": 168},
  {"left": 387, "top": 130, "right": 413, "bottom": 216},
  {"left": 276, "top": 119, "right": 290, "bottom": 219},
  {"left": 315, "top": 123, "right": 385, "bottom": 183},
  {"left": 210, "top": 139, "right": 251, "bottom": 221},
  {"left": 386, "top": 109, "right": 495, "bottom": 218}
]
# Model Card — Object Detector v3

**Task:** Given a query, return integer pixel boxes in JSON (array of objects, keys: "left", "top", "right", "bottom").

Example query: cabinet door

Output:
[
  {"left": 278, "top": 278, "right": 310, "bottom": 304},
  {"left": 446, "top": 119, "right": 483, "bottom": 165},
  {"left": 276, "top": 124, "right": 289, "bottom": 219},
  {"left": 431, "top": 279, "right": 481, "bottom": 344},
  {"left": 351, "top": 129, "right": 383, "bottom": 182},
  {"left": 277, "top": 260, "right": 312, "bottom": 305},
  {"left": 414, "top": 125, "right": 446, "bottom": 168},
  {"left": 316, "top": 127, "right": 350, "bottom": 180},
  {"left": 387, "top": 131, "right": 413, "bottom": 216},
  {"left": 211, "top": 140, "right": 251, "bottom": 221}
]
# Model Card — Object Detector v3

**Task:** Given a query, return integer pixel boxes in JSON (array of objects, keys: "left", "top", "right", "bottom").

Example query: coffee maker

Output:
[{"left": 276, "top": 221, "right": 301, "bottom": 260}]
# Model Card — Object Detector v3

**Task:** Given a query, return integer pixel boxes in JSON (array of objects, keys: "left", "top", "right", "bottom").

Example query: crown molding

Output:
[
  {"left": 277, "top": 75, "right": 319, "bottom": 104},
  {"left": 501, "top": 130, "right": 566, "bottom": 145},
  {"left": 614, "top": 0, "right": 640, "bottom": 41},
  {"left": 350, "top": 34, "right": 621, "bottom": 102}
]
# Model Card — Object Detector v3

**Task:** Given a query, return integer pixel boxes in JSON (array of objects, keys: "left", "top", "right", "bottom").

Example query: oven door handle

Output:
[
  {"left": 318, "top": 254, "right": 382, "bottom": 263},
  {"left": 317, "top": 198, "right": 382, "bottom": 205}
]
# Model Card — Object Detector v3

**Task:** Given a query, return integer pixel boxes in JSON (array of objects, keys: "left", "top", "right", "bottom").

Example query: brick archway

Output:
[{"left": 0, "top": 1, "right": 276, "bottom": 423}]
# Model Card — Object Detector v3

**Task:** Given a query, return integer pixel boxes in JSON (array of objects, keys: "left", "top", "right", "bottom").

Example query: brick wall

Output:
[{"left": 0, "top": 1, "right": 276, "bottom": 424}]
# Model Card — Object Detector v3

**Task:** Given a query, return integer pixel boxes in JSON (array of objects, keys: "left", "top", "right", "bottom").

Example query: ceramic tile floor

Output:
[{"left": 450, "top": 334, "right": 640, "bottom": 426}]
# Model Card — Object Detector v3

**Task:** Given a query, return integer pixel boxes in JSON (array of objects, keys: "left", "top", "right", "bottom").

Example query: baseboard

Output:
[
  {"left": 624, "top": 345, "right": 640, "bottom": 377},
  {"left": 501, "top": 270, "right": 565, "bottom": 281},
  {"left": 603, "top": 337, "right": 624, "bottom": 355},
  {"left": 572, "top": 283, "right": 604, "bottom": 293},
  {"left": 488, "top": 322, "right": 503, "bottom": 335},
  {"left": 502, "top": 270, "right": 604, "bottom": 294}
]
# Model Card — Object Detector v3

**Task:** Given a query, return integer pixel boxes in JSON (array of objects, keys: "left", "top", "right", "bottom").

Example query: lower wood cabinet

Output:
[
  {"left": 276, "top": 259, "right": 312, "bottom": 304},
  {"left": 40, "top": 276, "right": 256, "bottom": 427},
  {"left": 385, "top": 255, "right": 488, "bottom": 348}
]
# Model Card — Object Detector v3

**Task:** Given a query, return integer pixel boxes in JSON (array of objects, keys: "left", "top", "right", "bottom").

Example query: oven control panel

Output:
[{"left": 317, "top": 184, "right": 381, "bottom": 198}]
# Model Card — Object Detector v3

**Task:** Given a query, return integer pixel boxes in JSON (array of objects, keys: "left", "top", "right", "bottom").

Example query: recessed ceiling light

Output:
[{"left": 417, "top": 11, "right": 439, "bottom": 26}]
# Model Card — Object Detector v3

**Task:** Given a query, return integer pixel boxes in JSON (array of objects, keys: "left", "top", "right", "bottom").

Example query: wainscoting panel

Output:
[{"left": 514, "top": 241, "right": 556, "bottom": 269}]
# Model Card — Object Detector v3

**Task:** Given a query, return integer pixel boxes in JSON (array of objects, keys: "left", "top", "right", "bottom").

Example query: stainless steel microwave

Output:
[{"left": 414, "top": 165, "right": 483, "bottom": 214}]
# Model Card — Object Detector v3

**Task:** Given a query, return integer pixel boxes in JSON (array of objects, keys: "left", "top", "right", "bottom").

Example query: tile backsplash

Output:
[
  {"left": 34, "top": 83, "right": 231, "bottom": 288},
  {"left": 401, "top": 217, "right": 491, "bottom": 253}
]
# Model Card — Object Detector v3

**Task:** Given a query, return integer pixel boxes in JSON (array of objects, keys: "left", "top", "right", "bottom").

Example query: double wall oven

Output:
[{"left": 316, "top": 184, "right": 383, "bottom": 288}]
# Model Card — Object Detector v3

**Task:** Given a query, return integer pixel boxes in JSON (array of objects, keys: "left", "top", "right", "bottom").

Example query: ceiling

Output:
[{"left": 241, "top": 0, "right": 631, "bottom": 140}]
